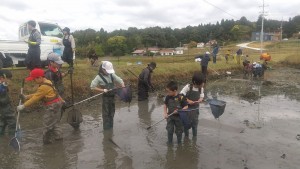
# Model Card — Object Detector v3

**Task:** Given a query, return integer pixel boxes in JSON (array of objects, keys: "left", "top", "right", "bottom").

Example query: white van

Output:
[{"left": 0, "top": 20, "right": 65, "bottom": 67}]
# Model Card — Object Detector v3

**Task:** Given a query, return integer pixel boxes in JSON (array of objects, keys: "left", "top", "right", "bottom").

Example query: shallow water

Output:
[{"left": 1, "top": 67, "right": 300, "bottom": 169}]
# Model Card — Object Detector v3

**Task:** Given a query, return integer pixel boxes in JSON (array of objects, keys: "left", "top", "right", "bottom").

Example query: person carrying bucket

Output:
[
  {"left": 90, "top": 61, "right": 125, "bottom": 130},
  {"left": 0, "top": 70, "right": 16, "bottom": 135},
  {"left": 17, "top": 68, "right": 64, "bottom": 144},
  {"left": 163, "top": 81, "right": 188, "bottom": 144},
  {"left": 180, "top": 71, "right": 205, "bottom": 139}
]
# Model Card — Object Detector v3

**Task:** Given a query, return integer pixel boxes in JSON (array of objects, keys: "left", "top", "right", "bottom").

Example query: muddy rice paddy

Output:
[{"left": 1, "top": 66, "right": 300, "bottom": 169}]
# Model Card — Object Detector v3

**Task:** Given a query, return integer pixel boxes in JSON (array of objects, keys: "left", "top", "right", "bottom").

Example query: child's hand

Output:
[{"left": 164, "top": 113, "right": 168, "bottom": 119}]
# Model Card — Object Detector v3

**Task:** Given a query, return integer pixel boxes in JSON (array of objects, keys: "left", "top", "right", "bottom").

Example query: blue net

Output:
[{"left": 208, "top": 99, "right": 226, "bottom": 119}]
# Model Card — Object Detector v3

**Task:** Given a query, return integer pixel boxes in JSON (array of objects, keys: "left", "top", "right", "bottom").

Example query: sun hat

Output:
[
  {"left": 101, "top": 61, "right": 115, "bottom": 74},
  {"left": 47, "top": 52, "right": 64, "bottom": 64},
  {"left": 25, "top": 68, "right": 44, "bottom": 81}
]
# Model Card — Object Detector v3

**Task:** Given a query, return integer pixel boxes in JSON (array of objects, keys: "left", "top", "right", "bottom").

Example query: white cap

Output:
[
  {"left": 195, "top": 58, "right": 202, "bottom": 62},
  {"left": 205, "top": 51, "right": 210, "bottom": 54},
  {"left": 47, "top": 52, "right": 64, "bottom": 64},
  {"left": 102, "top": 61, "right": 115, "bottom": 74},
  {"left": 253, "top": 62, "right": 257, "bottom": 65}
]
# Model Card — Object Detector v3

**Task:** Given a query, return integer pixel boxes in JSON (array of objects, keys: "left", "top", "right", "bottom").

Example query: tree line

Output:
[{"left": 73, "top": 15, "right": 300, "bottom": 58}]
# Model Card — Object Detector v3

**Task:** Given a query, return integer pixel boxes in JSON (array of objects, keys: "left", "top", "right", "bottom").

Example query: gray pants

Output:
[{"left": 43, "top": 101, "right": 63, "bottom": 144}]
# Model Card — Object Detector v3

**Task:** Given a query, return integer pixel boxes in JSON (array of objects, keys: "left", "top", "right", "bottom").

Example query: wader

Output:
[
  {"left": 99, "top": 74, "right": 115, "bottom": 130},
  {"left": 25, "top": 29, "right": 41, "bottom": 70},
  {"left": 62, "top": 36, "right": 73, "bottom": 67},
  {"left": 185, "top": 85, "right": 200, "bottom": 138},
  {"left": 0, "top": 84, "right": 15, "bottom": 135},
  {"left": 166, "top": 96, "right": 183, "bottom": 144},
  {"left": 41, "top": 83, "right": 63, "bottom": 144},
  {"left": 45, "top": 70, "right": 65, "bottom": 96}
]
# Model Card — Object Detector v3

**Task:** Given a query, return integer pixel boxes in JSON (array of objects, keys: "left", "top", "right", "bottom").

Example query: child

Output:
[
  {"left": 164, "top": 81, "right": 188, "bottom": 144},
  {"left": 45, "top": 52, "right": 70, "bottom": 96},
  {"left": 90, "top": 61, "right": 125, "bottom": 130},
  {"left": 0, "top": 70, "right": 16, "bottom": 135},
  {"left": 17, "top": 68, "right": 64, "bottom": 144},
  {"left": 180, "top": 71, "right": 204, "bottom": 138}
]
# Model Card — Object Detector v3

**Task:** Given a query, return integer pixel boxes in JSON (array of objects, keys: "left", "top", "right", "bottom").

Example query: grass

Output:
[{"left": 3, "top": 41, "right": 300, "bottom": 105}]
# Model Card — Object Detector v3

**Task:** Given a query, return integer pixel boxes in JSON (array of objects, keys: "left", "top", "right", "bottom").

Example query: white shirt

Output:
[{"left": 180, "top": 84, "right": 204, "bottom": 98}]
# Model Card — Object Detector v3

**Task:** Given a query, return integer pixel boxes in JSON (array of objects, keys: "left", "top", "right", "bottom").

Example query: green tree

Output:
[{"left": 107, "top": 36, "right": 127, "bottom": 56}]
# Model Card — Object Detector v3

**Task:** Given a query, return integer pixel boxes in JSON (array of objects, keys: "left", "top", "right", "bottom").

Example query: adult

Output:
[
  {"left": 200, "top": 52, "right": 210, "bottom": 82},
  {"left": 62, "top": 27, "right": 76, "bottom": 68},
  {"left": 90, "top": 61, "right": 125, "bottom": 130},
  {"left": 236, "top": 48, "right": 243, "bottom": 65},
  {"left": 137, "top": 62, "right": 156, "bottom": 101},
  {"left": 24, "top": 20, "right": 42, "bottom": 70},
  {"left": 212, "top": 45, "right": 219, "bottom": 64}
]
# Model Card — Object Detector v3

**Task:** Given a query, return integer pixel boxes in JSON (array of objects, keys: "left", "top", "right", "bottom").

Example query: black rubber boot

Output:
[
  {"left": 167, "top": 132, "right": 173, "bottom": 144},
  {"left": 177, "top": 133, "right": 182, "bottom": 144}
]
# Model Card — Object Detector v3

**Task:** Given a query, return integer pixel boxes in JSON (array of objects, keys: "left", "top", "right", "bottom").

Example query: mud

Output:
[{"left": 1, "top": 66, "right": 300, "bottom": 169}]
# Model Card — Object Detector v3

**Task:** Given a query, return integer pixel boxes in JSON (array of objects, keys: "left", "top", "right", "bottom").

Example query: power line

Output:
[{"left": 202, "top": 0, "right": 238, "bottom": 19}]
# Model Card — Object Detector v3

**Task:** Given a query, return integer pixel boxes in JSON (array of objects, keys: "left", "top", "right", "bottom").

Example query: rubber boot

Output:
[
  {"left": 177, "top": 133, "right": 182, "bottom": 144},
  {"left": 192, "top": 127, "right": 197, "bottom": 137},
  {"left": 184, "top": 129, "right": 189, "bottom": 138},
  {"left": 167, "top": 132, "right": 173, "bottom": 144}
]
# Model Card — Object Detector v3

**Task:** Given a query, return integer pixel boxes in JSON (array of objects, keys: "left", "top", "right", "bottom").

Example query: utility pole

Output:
[
  {"left": 280, "top": 18, "right": 283, "bottom": 41},
  {"left": 260, "top": 0, "right": 265, "bottom": 54},
  {"left": 260, "top": 0, "right": 268, "bottom": 54}
]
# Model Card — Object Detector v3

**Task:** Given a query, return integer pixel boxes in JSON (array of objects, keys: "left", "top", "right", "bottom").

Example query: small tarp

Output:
[{"left": 208, "top": 99, "right": 226, "bottom": 119}]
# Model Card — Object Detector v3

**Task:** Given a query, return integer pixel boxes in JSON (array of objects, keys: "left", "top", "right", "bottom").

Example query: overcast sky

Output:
[{"left": 0, "top": 0, "right": 299, "bottom": 40}]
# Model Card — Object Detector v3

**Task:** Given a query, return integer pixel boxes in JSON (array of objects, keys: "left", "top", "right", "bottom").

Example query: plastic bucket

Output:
[{"left": 208, "top": 99, "right": 226, "bottom": 119}]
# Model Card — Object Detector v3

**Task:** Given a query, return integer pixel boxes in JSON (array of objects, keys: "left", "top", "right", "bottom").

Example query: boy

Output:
[
  {"left": 225, "top": 49, "right": 231, "bottom": 63},
  {"left": 90, "top": 61, "right": 125, "bottom": 130},
  {"left": 180, "top": 72, "right": 205, "bottom": 138},
  {"left": 45, "top": 52, "right": 70, "bottom": 96},
  {"left": 17, "top": 68, "right": 64, "bottom": 144},
  {"left": 0, "top": 70, "right": 16, "bottom": 135},
  {"left": 164, "top": 81, "right": 188, "bottom": 144}
]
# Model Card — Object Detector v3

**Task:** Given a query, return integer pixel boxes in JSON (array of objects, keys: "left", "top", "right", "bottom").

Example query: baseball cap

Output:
[
  {"left": 101, "top": 61, "right": 115, "bottom": 74},
  {"left": 47, "top": 52, "right": 64, "bottom": 64},
  {"left": 25, "top": 68, "right": 45, "bottom": 81},
  {"left": 0, "top": 70, "right": 12, "bottom": 79},
  {"left": 148, "top": 62, "right": 156, "bottom": 68},
  {"left": 205, "top": 51, "right": 210, "bottom": 54}
]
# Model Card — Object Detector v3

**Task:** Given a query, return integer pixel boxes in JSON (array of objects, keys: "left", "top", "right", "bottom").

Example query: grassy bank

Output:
[{"left": 4, "top": 40, "right": 299, "bottom": 105}]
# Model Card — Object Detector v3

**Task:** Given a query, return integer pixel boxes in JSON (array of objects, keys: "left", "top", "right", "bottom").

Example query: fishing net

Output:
[
  {"left": 208, "top": 99, "right": 226, "bottom": 119},
  {"left": 116, "top": 86, "right": 132, "bottom": 103}
]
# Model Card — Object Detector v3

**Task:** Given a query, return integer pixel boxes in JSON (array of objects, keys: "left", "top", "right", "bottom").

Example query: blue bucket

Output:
[{"left": 208, "top": 99, "right": 226, "bottom": 119}]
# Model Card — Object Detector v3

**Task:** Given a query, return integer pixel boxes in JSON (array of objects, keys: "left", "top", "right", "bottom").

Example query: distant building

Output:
[
  {"left": 147, "top": 47, "right": 160, "bottom": 54},
  {"left": 132, "top": 49, "right": 145, "bottom": 56},
  {"left": 197, "top": 43, "right": 205, "bottom": 48},
  {"left": 251, "top": 32, "right": 281, "bottom": 41},
  {"left": 160, "top": 48, "right": 174, "bottom": 56},
  {"left": 175, "top": 47, "right": 184, "bottom": 55}
]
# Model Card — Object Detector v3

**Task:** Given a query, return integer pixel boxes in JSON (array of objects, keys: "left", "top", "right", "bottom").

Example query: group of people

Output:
[{"left": 24, "top": 20, "right": 76, "bottom": 70}]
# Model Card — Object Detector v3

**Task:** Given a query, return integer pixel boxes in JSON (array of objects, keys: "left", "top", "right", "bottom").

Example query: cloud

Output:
[{"left": 0, "top": 0, "right": 299, "bottom": 40}]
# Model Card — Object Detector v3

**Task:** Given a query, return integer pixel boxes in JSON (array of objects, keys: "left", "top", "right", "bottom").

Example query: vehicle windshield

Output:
[{"left": 39, "top": 22, "right": 63, "bottom": 38}]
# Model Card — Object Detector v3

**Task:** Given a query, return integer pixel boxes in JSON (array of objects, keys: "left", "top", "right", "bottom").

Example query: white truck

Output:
[{"left": 0, "top": 21, "right": 65, "bottom": 68}]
